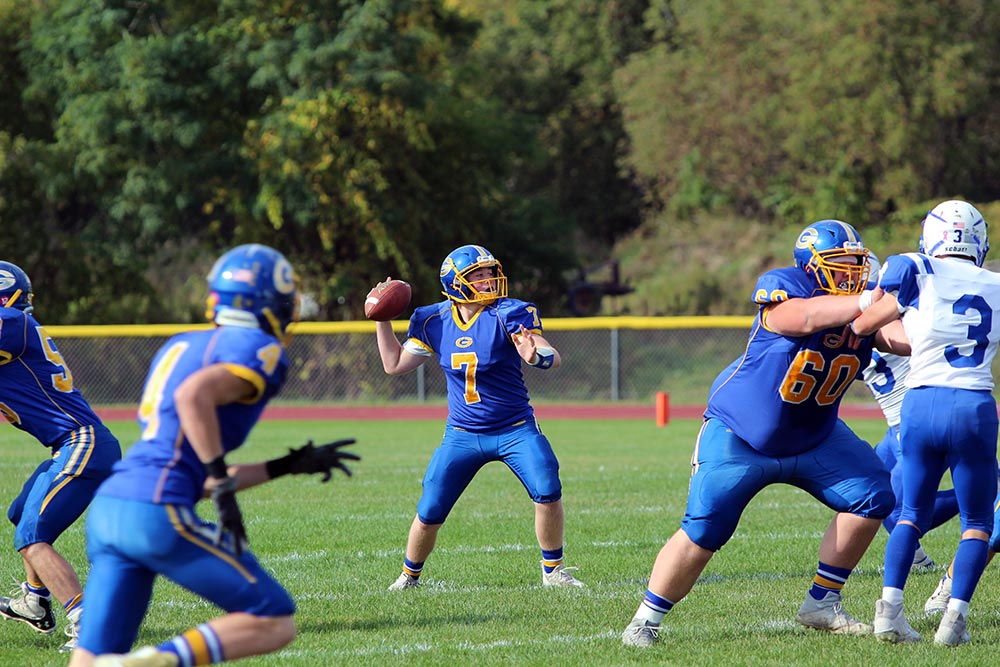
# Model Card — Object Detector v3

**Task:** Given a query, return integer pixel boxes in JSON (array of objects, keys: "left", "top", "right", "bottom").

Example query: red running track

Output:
[{"left": 95, "top": 403, "right": 886, "bottom": 422}]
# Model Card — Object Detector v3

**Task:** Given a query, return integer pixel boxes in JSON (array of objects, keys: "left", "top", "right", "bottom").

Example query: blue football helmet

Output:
[
  {"left": 439, "top": 244, "right": 508, "bottom": 304},
  {"left": 793, "top": 220, "right": 870, "bottom": 295},
  {"left": 0, "top": 261, "right": 34, "bottom": 312},
  {"left": 919, "top": 199, "right": 989, "bottom": 267},
  {"left": 205, "top": 244, "right": 299, "bottom": 340}
]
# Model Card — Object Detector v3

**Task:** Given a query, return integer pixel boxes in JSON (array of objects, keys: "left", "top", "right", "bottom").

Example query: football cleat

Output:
[
  {"left": 796, "top": 591, "right": 871, "bottom": 635},
  {"left": 94, "top": 646, "right": 180, "bottom": 667},
  {"left": 58, "top": 607, "right": 82, "bottom": 653},
  {"left": 924, "top": 574, "right": 952, "bottom": 614},
  {"left": 541, "top": 562, "right": 586, "bottom": 588},
  {"left": 934, "top": 609, "right": 971, "bottom": 646},
  {"left": 387, "top": 572, "right": 420, "bottom": 591},
  {"left": 873, "top": 599, "right": 921, "bottom": 643},
  {"left": 910, "top": 550, "right": 937, "bottom": 573},
  {"left": 0, "top": 582, "right": 56, "bottom": 634},
  {"left": 621, "top": 617, "right": 660, "bottom": 647}
]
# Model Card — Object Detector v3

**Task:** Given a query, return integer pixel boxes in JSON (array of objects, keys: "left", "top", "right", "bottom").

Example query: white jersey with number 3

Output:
[{"left": 879, "top": 252, "right": 1000, "bottom": 391}]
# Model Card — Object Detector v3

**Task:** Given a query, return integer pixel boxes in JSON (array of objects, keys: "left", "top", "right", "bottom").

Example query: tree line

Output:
[{"left": 1, "top": 0, "right": 997, "bottom": 323}]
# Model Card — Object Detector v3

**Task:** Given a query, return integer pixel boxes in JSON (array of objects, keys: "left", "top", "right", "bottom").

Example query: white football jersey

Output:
[
  {"left": 882, "top": 253, "right": 1000, "bottom": 391},
  {"left": 862, "top": 351, "right": 910, "bottom": 427}
]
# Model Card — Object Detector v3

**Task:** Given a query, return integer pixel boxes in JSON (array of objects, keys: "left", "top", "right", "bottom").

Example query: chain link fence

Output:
[{"left": 48, "top": 316, "right": 881, "bottom": 408}]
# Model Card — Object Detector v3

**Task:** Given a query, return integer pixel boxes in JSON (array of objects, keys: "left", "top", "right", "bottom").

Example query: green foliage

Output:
[
  {"left": 3, "top": 0, "right": 1000, "bottom": 322},
  {"left": 614, "top": 0, "right": 1000, "bottom": 223}
]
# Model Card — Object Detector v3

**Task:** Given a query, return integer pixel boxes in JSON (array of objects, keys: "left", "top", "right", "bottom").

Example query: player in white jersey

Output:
[
  {"left": 862, "top": 256, "right": 958, "bottom": 572},
  {"left": 852, "top": 200, "right": 1000, "bottom": 646}
]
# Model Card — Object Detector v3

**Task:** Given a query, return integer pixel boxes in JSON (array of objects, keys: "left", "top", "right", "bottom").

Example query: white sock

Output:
[
  {"left": 881, "top": 587, "right": 904, "bottom": 605},
  {"left": 946, "top": 598, "right": 969, "bottom": 617}
]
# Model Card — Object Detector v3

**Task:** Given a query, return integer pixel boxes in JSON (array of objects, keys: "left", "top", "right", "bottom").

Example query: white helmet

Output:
[{"left": 919, "top": 200, "right": 989, "bottom": 266}]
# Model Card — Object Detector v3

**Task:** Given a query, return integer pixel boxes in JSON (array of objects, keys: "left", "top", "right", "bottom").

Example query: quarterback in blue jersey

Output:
[
  {"left": 623, "top": 221, "right": 907, "bottom": 647},
  {"left": 375, "top": 244, "right": 584, "bottom": 590},
  {"left": 0, "top": 261, "right": 121, "bottom": 652},
  {"left": 68, "top": 245, "right": 360, "bottom": 667},
  {"left": 854, "top": 200, "right": 1000, "bottom": 646}
]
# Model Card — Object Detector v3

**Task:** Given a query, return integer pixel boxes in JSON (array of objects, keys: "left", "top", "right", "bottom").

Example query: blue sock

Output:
[
  {"left": 809, "top": 561, "right": 853, "bottom": 600},
  {"left": 951, "top": 538, "right": 989, "bottom": 602},
  {"left": 882, "top": 523, "right": 919, "bottom": 590},
  {"left": 541, "top": 547, "right": 564, "bottom": 573}
]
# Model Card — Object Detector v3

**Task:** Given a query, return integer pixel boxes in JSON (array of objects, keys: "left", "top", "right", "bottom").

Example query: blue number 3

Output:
[{"left": 945, "top": 294, "right": 991, "bottom": 368}]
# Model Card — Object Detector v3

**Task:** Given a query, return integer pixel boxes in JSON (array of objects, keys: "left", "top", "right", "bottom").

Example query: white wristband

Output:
[{"left": 858, "top": 290, "right": 873, "bottom": 312}]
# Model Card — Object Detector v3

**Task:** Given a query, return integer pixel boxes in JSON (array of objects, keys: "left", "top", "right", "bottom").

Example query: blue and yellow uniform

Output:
[
  {"left": 77, "top": 322, "right": 294, "bottom": 655},
  {"left": 79, "top": 245, "right": 297, "bottom": 667},
  {"left": 403, "top": 298, "right": 560, "bottom": 524},
  {"left": 690, "top": 266, "right": 893, "bottom": 551},
  {"left": 0, "top": 305, "right": 121, "bottom": 552}
]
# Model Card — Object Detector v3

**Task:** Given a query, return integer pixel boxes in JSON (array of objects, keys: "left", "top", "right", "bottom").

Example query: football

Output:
[{"left": 364, "top": 279, "right": 412, "bottom": 321}]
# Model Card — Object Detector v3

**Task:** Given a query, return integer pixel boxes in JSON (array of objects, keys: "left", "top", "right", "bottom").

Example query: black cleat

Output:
[{"left": 0, "top": 582, "right": 56, "bottom": 634}]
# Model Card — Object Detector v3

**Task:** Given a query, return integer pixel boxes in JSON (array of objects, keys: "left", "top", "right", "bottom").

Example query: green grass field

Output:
[{"left": 0, "top": 417, "right": 993, "bottom": 666}]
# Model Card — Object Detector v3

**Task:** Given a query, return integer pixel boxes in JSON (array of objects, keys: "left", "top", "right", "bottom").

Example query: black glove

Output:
[
  {"left": 266, "top": 438, "right": 360, "bottom": 482},
  {"left": 210, "top": 476, "right": 248, "bottom": 556}
]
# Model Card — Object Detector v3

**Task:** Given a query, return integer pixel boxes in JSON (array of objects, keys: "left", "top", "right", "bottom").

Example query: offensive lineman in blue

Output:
[
  {"left": 622, "top": 221, "right": 906, "bottom": 647},
  {"left": 854, "top": 200, "right": 1000, "bottom": 646},
  {"left": 68, "top": 245, "right": 360, "bottom": 667},
  {"left": 0, "top": 261, "right": 121, "bottom": 652},
  {"left": 375, "top": 244, "right": 584, "bottom": 589}
]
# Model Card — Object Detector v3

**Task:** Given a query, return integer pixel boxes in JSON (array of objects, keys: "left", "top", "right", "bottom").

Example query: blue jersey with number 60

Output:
[
  {"left": 0, "top": 307, "right": 107, "bottom": 446},
  {"left": 880, "top": 252, "right": 1000, "bottom": 390},
  {"left": 705, "top": 267, "right": 875, "bottom": 456},
  {"left": 98, "top": 326, "right": 288, "bottom": 505}
]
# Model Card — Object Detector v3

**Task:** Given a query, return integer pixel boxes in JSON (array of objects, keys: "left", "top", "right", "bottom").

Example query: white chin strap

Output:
[{"left": 214, "top": 309, "right": 260, "bottom": 329}]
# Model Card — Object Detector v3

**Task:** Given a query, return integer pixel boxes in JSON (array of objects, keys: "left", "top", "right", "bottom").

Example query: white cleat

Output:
[
  {"left": 621, "top": 617, "right": 659, "bottom": 647},
  {"left": 94, "top": 646, "right": 180, "bottom": 667},
  {"left": 387, "top": 572, "right": 420, "bottom": 591},
  {"left": 796, "top": 592, "right": 871, "bottom": 635},
  {"left": 910, "top": 552, "right": 937, "bottom": 573},
  {"left": 541, "top": 562, "right": 585, "bottom": 588},
  {"left": 924, "top": 574, "right": 952, "bottom": 614},
  {"left": 934, "top": 609, "right": 971, "bottom": 646},
  {"left": 58, "top": 607, "right": 82, "bottom": 653},
  {"left": 873, "top": 599, "right": 921, "bottom": 643}
]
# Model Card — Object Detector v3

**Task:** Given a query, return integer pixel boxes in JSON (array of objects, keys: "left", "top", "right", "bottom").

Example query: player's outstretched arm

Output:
[
  {"left": 763, "top": 294, "right": 864, "bottom": 336},
  {"left": 851, "top": 291, "right": 902, "bottom": 336}
]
